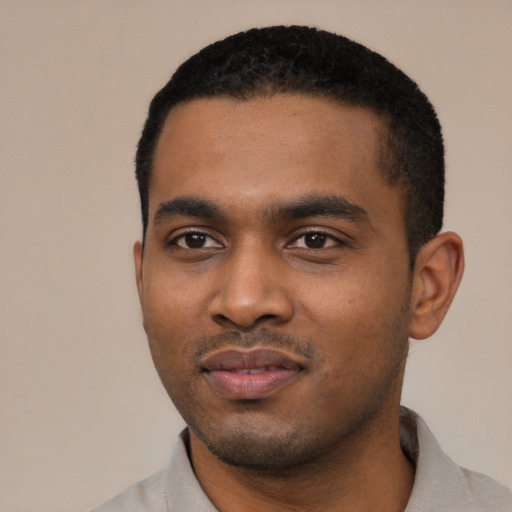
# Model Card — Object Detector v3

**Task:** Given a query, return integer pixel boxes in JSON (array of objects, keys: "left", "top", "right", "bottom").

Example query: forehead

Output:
[{"left": 150, "top": 94, "right": 401, "bottom": 225}]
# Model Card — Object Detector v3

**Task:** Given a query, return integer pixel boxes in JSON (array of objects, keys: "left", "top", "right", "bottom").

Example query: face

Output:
[{"left": 135, "top": 95, "right": 413, "bottom": 470}]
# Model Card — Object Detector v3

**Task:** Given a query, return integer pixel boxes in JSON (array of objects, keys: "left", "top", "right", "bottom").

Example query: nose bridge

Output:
[{"left": 208, "top": 238, "right": 293, "bottom": 327}]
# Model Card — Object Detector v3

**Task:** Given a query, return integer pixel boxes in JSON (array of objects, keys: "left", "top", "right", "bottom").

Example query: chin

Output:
[
  {"left": 188, "top": 412, "right": 352, "bottom": 473},
  {"left": 200, "top": 429, "right": 323, "bottom": 470}
]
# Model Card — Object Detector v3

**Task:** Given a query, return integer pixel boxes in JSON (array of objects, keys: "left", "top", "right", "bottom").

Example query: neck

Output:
[{"left": 189, "top": 405, "right": 414, "bottom": 512}]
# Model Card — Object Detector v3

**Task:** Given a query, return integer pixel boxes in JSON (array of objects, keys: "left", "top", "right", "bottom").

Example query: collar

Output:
[{"left": 163, "top": 407, "right": 510, "bottom": 511}]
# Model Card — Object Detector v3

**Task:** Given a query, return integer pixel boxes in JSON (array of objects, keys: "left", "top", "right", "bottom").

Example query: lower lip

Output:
[{"left": 204, "top": 368, "right": 301, "bottom": 400}]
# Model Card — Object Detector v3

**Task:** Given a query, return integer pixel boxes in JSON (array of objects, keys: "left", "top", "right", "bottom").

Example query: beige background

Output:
[{"left": 1, "top": 1, "right": 511, "bottom": 511}]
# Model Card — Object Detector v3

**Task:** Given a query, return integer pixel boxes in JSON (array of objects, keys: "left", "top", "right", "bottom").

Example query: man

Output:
[{"left": 92, "top": 26, "right": 511, "bottom": 511}]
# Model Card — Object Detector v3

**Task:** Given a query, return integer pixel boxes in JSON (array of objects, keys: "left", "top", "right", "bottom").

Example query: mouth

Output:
[{"left": 201, "top": 348, "right": 304, "bottom": 400}]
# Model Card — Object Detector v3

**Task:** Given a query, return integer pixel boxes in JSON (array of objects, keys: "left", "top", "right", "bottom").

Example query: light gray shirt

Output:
[{"left": 91, "top": 407, "right": 512, "bottom": 511}]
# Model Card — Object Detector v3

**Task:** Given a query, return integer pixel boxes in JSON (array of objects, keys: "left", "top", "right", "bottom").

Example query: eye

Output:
[
  {"left": 289, "top": 231, "right": 342, "bottom": 249},
  {"left": 170, "top": 231, "right": 222, "bottom": 249}
]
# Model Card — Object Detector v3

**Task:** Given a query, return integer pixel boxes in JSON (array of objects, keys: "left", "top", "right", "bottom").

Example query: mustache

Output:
[{"left": 192, "top": 327, "right": 316, "bottom": 364}]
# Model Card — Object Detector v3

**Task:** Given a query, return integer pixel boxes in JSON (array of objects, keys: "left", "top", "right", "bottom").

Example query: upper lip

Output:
[{"left": 201, "top": 348, "right": 304, "bottom": 372}]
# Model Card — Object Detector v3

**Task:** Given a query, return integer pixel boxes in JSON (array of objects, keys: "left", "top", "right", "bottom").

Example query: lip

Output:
[{"left": 201, "top": 348, "right": 304, "bottom": 400}]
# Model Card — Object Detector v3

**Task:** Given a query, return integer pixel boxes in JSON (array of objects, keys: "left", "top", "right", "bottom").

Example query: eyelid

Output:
[
  {"left": 167, "top": 227, "right": 224, "bottom": 248},
  {"left": 287, "top": 227, "right": 350, "bottom": 248}
]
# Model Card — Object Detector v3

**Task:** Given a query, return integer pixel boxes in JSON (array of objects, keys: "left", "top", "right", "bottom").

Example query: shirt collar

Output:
[
  {"left": 163, "top": 407, "right": 491, "bottom": 511},
  {"left": 401, "top": 406, "right": 484, "bottom": 512}
]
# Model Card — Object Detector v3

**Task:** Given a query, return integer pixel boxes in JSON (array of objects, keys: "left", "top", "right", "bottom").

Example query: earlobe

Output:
[
  {"left": 409, "top": 232, "right": 464, "bottom": 340},
  {"left": 133, "top": 241, "right": 144, "bottom": 302}
]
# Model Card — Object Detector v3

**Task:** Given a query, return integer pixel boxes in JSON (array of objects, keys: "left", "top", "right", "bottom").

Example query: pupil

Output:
[
  {"left": 186, "top": 233, "right": 206, "bottom": 248},
  {"left": 305, "top": 233, "right": 326, "bottom": 248}
]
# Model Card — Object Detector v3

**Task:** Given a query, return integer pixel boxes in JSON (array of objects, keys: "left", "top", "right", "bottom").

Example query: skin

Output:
[{"left": 134, "top": 94, "right": 464, "bottom": 511}]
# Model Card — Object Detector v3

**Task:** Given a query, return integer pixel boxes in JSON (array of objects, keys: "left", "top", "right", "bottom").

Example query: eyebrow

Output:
[
  {"left": 153, "top": 194, "right": 369, "bottom": 226},
  {"left": 153, "top": 197, "right": 228, "bottom": 225},
  {"left": 153, "top": 195, "right": 370, "bottom": 229},
  {"left": 270, "top": 195, "right": 369, "bottom": 224}
]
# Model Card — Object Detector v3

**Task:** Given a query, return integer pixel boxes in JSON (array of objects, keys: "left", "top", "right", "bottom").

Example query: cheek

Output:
[
  {"left": 143, "top": 263, "right": 209, "bottom": 326},
  {"left": 298, "top": 271, "right": 399, "bottom": 327},
  {"left": 141, "top": 282, "right": 202, "bottom": 367},
  {"left": 297, "top": 268, "right": 410, "bottom": 360}
]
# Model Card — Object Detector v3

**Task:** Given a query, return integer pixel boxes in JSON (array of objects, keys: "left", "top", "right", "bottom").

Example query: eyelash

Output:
[
  {"left": 288, "top": 229, "right": 348, "bottom": 250},
  {"left": 168, "top": 228, "right": 348, "bottom": 251},
  {"left": 168, "top": 229, "right": 222, "bottom": 249}
]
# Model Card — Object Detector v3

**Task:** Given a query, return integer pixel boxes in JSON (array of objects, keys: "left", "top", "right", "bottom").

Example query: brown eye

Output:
[
  {"left": 184, "top": 233, "right": 207, "bottom": 248},
  {"left": 290, "top": 231, "right": 340, "bottom": 249},
  {"left": 172, "top": 232, "right": 221, "bottom": 249},
  {"left": 304, "top": 233, "right": 328, "bottom": 248}
]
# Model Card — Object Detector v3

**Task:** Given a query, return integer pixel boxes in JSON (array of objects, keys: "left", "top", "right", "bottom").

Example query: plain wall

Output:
[{"left": 1, "top": 1, "right": 511, "bottom": 511}]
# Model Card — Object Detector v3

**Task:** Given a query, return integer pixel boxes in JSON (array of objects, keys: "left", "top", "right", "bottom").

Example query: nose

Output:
[{"left": 208, "top": 244, "right": 294, "bottom": 329}]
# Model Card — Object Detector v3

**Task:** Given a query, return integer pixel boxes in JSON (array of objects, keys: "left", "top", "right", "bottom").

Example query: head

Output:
[
  {"left": 136, "top": 25, "right": 445, "bottom": 263},
  {"left": 133, "top": 27, "right": 463, "bottom": 473}
]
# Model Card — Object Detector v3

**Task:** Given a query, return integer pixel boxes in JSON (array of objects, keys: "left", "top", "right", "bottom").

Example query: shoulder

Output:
[
  {"left": 89, "top": 429, "right": 217, "bottom": 512},
  {"left": 89, "top": 469, "right": 167, "bottom": 512},
  {"left": 460, "top": 467, "right": 512, "bottom": 512},
  {"left": 401, "top": 407, "right": 512, "bottom": 512}
]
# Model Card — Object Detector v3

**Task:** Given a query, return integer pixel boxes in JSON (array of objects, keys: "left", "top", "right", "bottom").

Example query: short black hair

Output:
[{"left": 136, "top": 25, "right": 444, "bottom": 261}]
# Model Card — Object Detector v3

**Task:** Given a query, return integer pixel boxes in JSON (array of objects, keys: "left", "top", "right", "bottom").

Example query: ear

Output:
[
  {"left": 133, "top": 241, "right": 144, "bottom": 303},
  {"left": 409, "top": 232, "right": 464, "bottom": 340}
]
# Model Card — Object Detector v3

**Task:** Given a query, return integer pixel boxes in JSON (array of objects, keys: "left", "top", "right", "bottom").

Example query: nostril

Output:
[
  {"left": 212, "top": 313, "right": 231, "bottom": 326},
  {"left": 258, "top": 314, "right": 279, "bottom": 322},
  {"left": 211, "top": 311, "right": 285, "bottom": 330}
]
